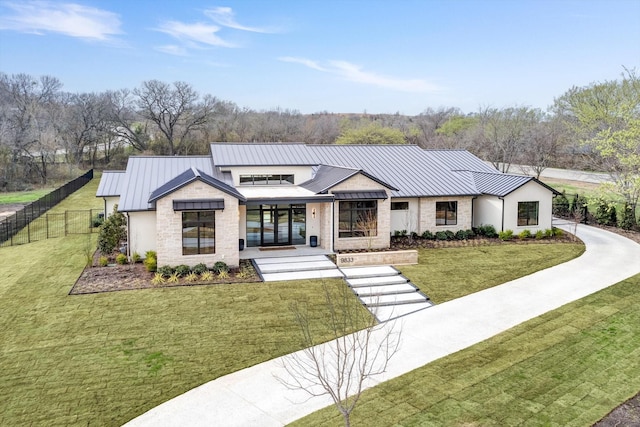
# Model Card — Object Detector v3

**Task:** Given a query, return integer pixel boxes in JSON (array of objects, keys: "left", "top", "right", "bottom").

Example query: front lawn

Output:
[
  {"left": 401, "top": 243, "right": 585, "bottom": 303},
  {"left": 0, "top": 175, "right": 588, "bottom": 426},
  {"left": 292, "top": 273, "right": 640, "bottom": 426}
]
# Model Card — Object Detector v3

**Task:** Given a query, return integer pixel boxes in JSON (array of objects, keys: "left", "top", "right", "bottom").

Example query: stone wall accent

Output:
[
  {"left": 336, "top": 250, "right": 418, "bottom": 267},
  {"left": 329, "top": 173, "right": 391, "bottom": 251},
  {"left": 155, "top": 181, "right": 240, "bottom": 268},
  {"left": 419, "top": 196, "right": 473, "bottom": 233}
]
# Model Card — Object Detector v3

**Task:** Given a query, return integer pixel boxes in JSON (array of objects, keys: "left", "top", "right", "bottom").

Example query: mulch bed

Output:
[{"left": 70, "top": 257, "right": 260, "bottom": 295}]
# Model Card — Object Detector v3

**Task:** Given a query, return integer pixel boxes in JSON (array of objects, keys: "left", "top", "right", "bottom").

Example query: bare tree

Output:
[
  {"left": 105, "top": 89, "right": 149, "bottom": 152},
  {"left": 134, "top": 80, "right": 215, "bottom": 154},
  {"left": 476, "top": 106, "right": 542, "bottom": 173},
  {"left": 0, "top": 72, "right": 63, "bottom": 186},
  {"left": 278, "top": 282, "right": 401, "bottom": 427},
  {"left": 520, "top": 115, "right": 567, "bottom": 178}
]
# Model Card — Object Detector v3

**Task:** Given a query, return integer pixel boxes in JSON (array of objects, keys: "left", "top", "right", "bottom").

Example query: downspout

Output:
[
  {"left": 125, "top": 212, "right": 131, "bottom": 259},
  {"left": 498, "top": 197, "right": 505, "bottom": 231},
  {"left": 471, "top": 196, "right": 477, "bottom": 228},
  {"left": 331, "top": 200, "right": 335, "bottom": 253}
]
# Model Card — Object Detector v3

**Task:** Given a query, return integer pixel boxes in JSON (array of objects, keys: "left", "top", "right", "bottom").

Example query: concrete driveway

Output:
[{"left": 125, "top": 220, "right": 640, "bottom": 427}]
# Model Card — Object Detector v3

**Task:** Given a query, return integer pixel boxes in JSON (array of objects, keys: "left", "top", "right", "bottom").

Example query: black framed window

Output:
[
  {"left": 182, "top": 211, "right": 215, "bottom": 255},
  {"left": 339, "top": 200, "right": 377, "bottom": 238},
  {"left": 239, "top": 174, "right": 294, "bottom": 185},
  {"left": 436, "top": 201, "right": 457, "bottom": 225},
  {"left": 391, "top": 201, "right": 409, "bottom": 210},
  {"left": 518, "top": 201, "right": 539, "bottom": 226}
]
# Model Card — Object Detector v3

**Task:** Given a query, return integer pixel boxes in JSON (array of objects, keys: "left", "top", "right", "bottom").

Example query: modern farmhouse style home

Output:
[{"left": 97, "top": 143, "right": 559, "bottom": 267}]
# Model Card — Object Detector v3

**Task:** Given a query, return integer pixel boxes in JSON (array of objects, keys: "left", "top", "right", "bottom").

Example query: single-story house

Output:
[{"left": 96, "top": 143, "right": 559, "bottom": 267}]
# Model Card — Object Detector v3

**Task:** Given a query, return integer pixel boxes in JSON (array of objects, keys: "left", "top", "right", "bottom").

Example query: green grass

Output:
[
  {"left": 400, "top": 244, "right": 585, "bottom": 303},
  {"left": 0, "top": 188, "right": 55, "bottom": 204},
  {"left": 292, "top": 273, "right": 640, "bottom": 426},
  {"left": 0, "top": 175, "right": 589, "bottom": 426}
]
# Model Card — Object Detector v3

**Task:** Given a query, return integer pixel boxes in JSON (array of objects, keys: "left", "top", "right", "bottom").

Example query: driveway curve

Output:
[{"left": 125, "top": 221, "right": 640, "bottom": 427}]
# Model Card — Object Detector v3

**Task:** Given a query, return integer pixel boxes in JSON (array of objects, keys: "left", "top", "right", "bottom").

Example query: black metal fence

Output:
[{"left": 0, "top": 170, "right": 96, "bottom": 245}]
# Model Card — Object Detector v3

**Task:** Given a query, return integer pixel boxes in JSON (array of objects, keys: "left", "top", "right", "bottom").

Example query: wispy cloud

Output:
[
  {"left": 204, "top": 7, "right": 277, "bottom": 33},
  {"left": 0, "top": 1, "right": 122, "bottom": 41},
  {"left": 154, "top": 44, "right": 189, "bottom": 56},
  {"left": 156, "top": 21, "right": 235, "bottom": 48},
  {"left": 154, "top": 6, "right": 275, "bottom": 56},
  {"left": 278, "top": 57, "right": 441, "bottom": 92}
]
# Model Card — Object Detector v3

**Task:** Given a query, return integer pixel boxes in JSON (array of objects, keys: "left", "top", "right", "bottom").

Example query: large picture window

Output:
[
  {"left": 436, "top": 201, "right": 457, "bottom": 225},
  {"left": 182, "top": 211, "right": 215, "bottom": 255},
  {"left": 518, "top": 201, "right": 539, "bottom": 226},
  {"left": 339, "top": 200, "right": 377, "bottom": 238}
]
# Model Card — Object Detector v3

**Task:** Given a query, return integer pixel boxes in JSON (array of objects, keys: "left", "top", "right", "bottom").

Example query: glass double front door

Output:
[{"left": 246, "top": 204, "right": 306, "bottom": 247}]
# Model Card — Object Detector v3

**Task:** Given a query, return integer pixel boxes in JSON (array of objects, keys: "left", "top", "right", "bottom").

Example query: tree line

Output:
[{"left": 0, "top": 69, "right": 638, "bottom": 220}]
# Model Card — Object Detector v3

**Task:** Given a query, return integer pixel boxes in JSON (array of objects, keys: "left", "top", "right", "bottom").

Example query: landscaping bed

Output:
[{"left": 70, "top": 255, "right": 260, "bottom": 294}]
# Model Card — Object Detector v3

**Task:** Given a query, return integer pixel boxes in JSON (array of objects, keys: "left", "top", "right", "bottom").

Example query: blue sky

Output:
[{"left": 0, "top": 0, "right": 638, "bottom": 115}]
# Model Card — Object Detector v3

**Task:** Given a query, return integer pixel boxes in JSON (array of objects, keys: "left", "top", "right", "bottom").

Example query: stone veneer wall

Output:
[
  {"left": 419, "top": 196, "right": 473, "bottom": 233},
  {"left": 155, "top": 181, "right": 240, "bottom": 268},
  {"left": 330, "top": 174, "right": 391, "bottom": 251}
]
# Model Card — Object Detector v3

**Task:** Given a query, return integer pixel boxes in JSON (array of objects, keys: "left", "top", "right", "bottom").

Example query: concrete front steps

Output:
[
  {"left": 341, "top": 266, "right": 433, "bottom": 322},
  {"left": 254, "top": 255, "right": 344, "bottom": 282}
]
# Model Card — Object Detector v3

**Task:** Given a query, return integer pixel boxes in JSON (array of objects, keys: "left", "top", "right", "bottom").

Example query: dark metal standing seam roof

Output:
[
  {"left": 299, "top": 164, "right": 398, "bottom": 194},
  {"left": 96, "top": 170, "right": 125, "bottom": 197},
  {"left": 210, "top": 143, "right": 317, "bottom": 166},
  {"left": 118, "top": 156, "right": 218, "bottom": 212},
  {"left": 422, "top": 150, "right": 499, "bottom": 173},
  {"left": 332, "top": 190, "right": 388, "bottom": 200},
  {"left": 210, "top": 143, "right": 483, "bottom": 198},
  {"left": 148, "top": 167, "right": 245, "bottom": 203},
  {"left": 468, "top": 171, "right": 534, "bottom": 197}
]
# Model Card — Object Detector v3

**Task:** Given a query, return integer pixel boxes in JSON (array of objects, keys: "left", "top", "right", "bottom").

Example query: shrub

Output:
[
  {"left": 435, "top": 231, "right": 448, "bottom": 241},
  {"left": 157, "top": 265, "right": 174, "bottom": 278},
  {"left": 151, "top": 273, "right": 165, "bottom": 286},
  {"left": 185, "top": 272, "right": 199, "bottom": 282},
  {"left": 553, "top": 192, "right": 570, "bottom": 217},
  {"left": 175, "top": 265, "right": 191, "bottom": 277},
  {"left": 410, "top": 231, "right": 419, "bottom": 240},
  {"left": 393, "top": 230, "right": 407, "bottom": 237},
  {"left": 594, "top": 199, "right": 617, "bottom": 226},
  {"left": 474, "top": 224, "right": 498, "bottom": 238},
  {"left": 218, "top": 270, "right": 229, "bottom": 280},
  {"left": 131, "top": 252, "right": 141, "bottom": 263},
  {"left": 552, "top": 227, "right": 564, "bottom": 237},
  {"left": 236, "top": 268, "right": 251, "bottom": 279},
  {"left": 421, "top": 230, "right": 434, "bottom": 240},
  {"left": 212, "top": 261, "right": 229, "bottom": 274},
  {"left": 465, "top": 229, "right": 475, "bottom": 239},
  {"left": 544, "top": 228, "right": 554, "bottom": 238},
  {"left": 444, "top": 230, "right": 455, "bottom": 240},
  {"left": 116, "top": 253, "right": 128, "bottom": 265},
  {"left": 99, "top": 255, "right": 109, "bottom": 267},
  {"left": 97, "top": 205, "right": 127, "bottom": 255},
  {"left": 518, "top": 229, "right": 532, "bottom": 240},
  {"left": 200, "top": 271, "right": 214, "bottom": 281},
  {"left": 91, "top": 213, "right": 104, "bottom": 228},
  {"left": 620, "top": 203, "right": 637, "bottom": 230},
  {"left": 455, "top": 230, "right": 468, "bottom": 240},
  {"left": 498, "top": 229, "right": 514, "bottom": 241},
  {"left": 192, "top": 263, "right": 208, "bottom": 275},
  {"left": 144, "top": 256, "right": 157, "bottom": 272},
  {"left": 535, "top": 230, "right": 544, "bottom": 240},
  {"left": 145, "top": 250, "right": 157, "bottom": 260},
  {"left": 167, "top": 272, "right": 180, "bottom": 283}
]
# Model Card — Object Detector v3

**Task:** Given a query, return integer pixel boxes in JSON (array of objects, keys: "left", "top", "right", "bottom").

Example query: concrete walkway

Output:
[{"left": 125, "top": 221, "right": 640, "bottom": 427}]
